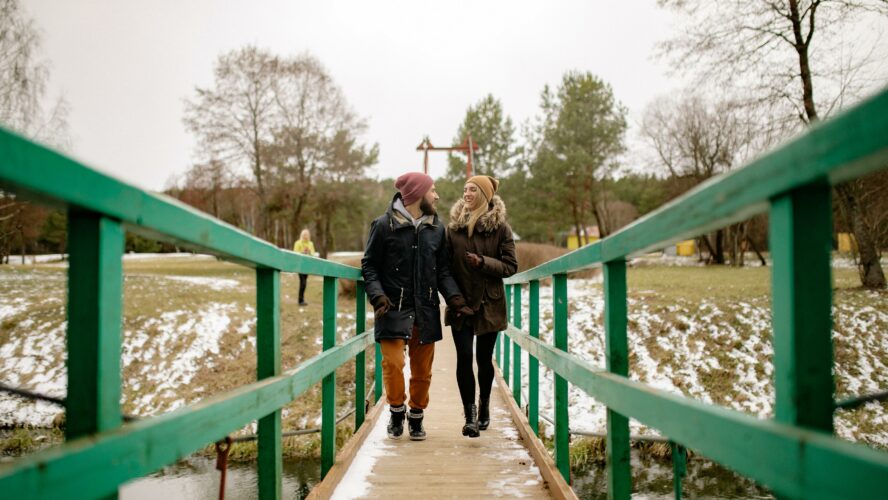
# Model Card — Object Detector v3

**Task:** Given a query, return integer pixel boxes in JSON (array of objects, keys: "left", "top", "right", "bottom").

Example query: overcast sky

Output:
[{"left": 23, "top": 0, "right": 684, "bottom": 191}]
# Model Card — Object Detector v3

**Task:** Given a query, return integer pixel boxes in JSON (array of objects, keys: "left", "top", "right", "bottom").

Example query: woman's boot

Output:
[
  {"left": 478, "top": 398, "right": 490, "bottom": 430},
  {"left": 462, "top": 404, "right": 480, "bottom": 438}
]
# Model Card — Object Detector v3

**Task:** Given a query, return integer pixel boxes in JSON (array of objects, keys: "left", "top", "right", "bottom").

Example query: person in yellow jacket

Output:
[{"left": 293, "top": 229, "right": 315, "bottom": 306}]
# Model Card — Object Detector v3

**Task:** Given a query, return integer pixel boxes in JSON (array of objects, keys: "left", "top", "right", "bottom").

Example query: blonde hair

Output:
[
  {"left": 300, "top": 229, "right": 311, "bottom": 241},
  {"left": 465, "top": 188, "right": 490, "bottom": 238}
]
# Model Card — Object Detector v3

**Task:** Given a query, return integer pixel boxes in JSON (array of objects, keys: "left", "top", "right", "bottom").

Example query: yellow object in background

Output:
[
  {"left": 567, "top": 235, "right": 598, "bottom": 250},
  {"left": 676, "top": 240, "right": 696, "bottom": 256},
  {"left": 837, "top": 232, "right": 857, "bottom": 253}
]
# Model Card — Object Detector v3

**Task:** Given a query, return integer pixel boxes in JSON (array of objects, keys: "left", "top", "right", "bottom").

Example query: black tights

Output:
[{"left": 452, "top": 325, "right": 499, "bottom": 407}]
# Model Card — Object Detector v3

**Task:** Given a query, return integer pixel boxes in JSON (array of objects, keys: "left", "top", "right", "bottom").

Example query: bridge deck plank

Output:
[{"left": 330, "top": 331, "right": 552, "bottom": 499}]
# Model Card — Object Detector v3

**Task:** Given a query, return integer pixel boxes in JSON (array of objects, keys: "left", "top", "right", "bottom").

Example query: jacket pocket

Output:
[{"left": 379, "top": 309, "right": 414, "bottom": 337}]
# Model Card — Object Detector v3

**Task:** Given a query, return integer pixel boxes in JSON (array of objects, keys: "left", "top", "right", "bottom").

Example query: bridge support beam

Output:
[
  {"left": 552, "top": 273, "right": 570, "bottom": 484},
  {"left": 322, "top": 276, "right": 338, "bottom": 478},
  {"left": 604, "top": 259, "right": 631, "bottom": 500},
  {"left": 66, "top": 211, "right": 124, "bottom": 500},
  {"left": 257, "top": 268, "right": 282, "bottom": 500},
  {"left": 770, "top": 184, "right": 834, "bottom": 433},
  {"left": 512, "top": 284, "right": 522, "bottom": 405},
  {"left": 528, "top": 280, "right": 540, "bottom": 436},
  {"left": 355, "top": 282, "right": 367, "bottom": 430}
]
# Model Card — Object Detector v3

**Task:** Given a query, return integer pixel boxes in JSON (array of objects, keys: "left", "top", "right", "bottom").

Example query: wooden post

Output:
[
  {"left": 528, "top": 280, "right": 540, "bottom": 436},
  {"left": 355, "top": 281, "right": 366, "bottom": 430},
  {"left": 322, "top": 276, "right": 338, "bottom": 478},
  {"left": 66, "top": 211, "right": 123, "bottom": 500},
  {"left": 604, "top": 259, "right": 631, "bottom": 500},
  {"left": 553, "top": 273, "right": 570, "bottom": 483},
  {"left": 512, "top": 283, "right": 522, "bottom": 406},
  {"left": 257, "top": 268, "right": 282, "bottom": 500},
  {"left": 771, "top": 184, "right": 834, "bottom": 433}
]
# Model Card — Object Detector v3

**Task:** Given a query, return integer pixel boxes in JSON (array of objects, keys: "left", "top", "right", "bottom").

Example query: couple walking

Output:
[{"left": 361, "top": 171, "right": 517, "bottom": 440}]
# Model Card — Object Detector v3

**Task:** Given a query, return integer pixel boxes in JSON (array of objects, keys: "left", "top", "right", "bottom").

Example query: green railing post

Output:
[
  {"left": 553, "top": 273, "right": 570, "bottom": 483},
  {"left": 257, "top": 268, "right": 281, "bottom": 500},
  {"left": 495, "top": 329, "right": 502, "bottom": 366},
  {"left": 321, "top": 276, "right": 338, "bottom": 478},
  {"left": 504, "top": 284, "right": 512, "bottom": 382},
  {"left": 528, "top": 280, "right": 540, "bottom": 436},
  {"left": 604, "top": 259, "right": 631, "bottom": 499},
  {"left": 66, "top": 212, "right": 123, "bottom": 500},
  {"left": 771, "top": 184, "right": 834, "bottom": 433},
  {"left": 355, "top": 281, "right": 366, "bottom": 430},
  {"left": 671, "top": 441, "right": 687, "bottom": 499},
  {"left": 512, "top": 283, "right": 522, "bottom": 405}
]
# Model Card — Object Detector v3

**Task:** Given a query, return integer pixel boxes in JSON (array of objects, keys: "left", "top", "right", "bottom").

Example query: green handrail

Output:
[
  {"left": 499, "top": 87, "right": 888, "bottom": 499},
  {"left": 0, "top": 126, "right": 377, "bottom": 499}
]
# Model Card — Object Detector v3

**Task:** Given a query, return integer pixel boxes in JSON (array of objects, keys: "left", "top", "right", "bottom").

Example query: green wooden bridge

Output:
[{"left": 1, "top": 88, "right": 887, "bottom": 499}]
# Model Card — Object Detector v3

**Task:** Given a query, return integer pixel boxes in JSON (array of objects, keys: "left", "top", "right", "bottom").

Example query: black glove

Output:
[
  {"left": 447, "top": 295, "right": 474, "bottom": 318},
  {"left": 465, "top": 252, "right": 484, "bottom": 268},
  {"left": 371, "top": 295, "right": 393, "bottom": 320}
]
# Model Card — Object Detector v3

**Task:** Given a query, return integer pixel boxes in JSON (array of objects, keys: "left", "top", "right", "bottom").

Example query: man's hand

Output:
[
  {"left": 447, "top": 295, "right": 475, "bottom": 318},
  {"left": 465, "top": 252, "right": 484, "bottom": 268},
  {"left": 371, "top": 295, "right": 393, "bottom": 320}
]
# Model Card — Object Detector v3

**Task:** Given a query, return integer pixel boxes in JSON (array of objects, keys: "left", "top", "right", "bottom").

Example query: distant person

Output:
[
  {"left": 445, "top": 175, "right": 517, "bottom": 437},
  {"left": 293, "top": 229, "right": 315, "bottom": 306},
  {"left": 362, "top": 171, "right": 472, "bottom": 441}
]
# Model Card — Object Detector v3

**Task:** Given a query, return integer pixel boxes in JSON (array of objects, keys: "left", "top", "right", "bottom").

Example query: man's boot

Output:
[
  {"left": 462, "top": 404, "right": 480, "bottom": 438},
  {"left": 478, "top": 398, "right": 490, "bottom": 430},
  {"left": 387, "top": 404, "right": 406, "bottom": 439},
  {"left": 408, "top": 408, "right": 426, "bottom": 441}
]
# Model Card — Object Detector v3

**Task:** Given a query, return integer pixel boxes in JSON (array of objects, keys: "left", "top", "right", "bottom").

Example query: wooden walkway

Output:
[{"left": 312, "top": 330, "right": 569, "bottom": 499}]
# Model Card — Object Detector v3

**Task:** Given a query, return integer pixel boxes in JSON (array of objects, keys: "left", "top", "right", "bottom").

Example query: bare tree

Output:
[
  {"left": 184, "top": 46, "right": 281, "bottom": 238},
  {"left": 641, "top": 94, "right": 762, "bottom": 264},
  {"left": 659, "top": 0, "right": 888, "bottom": 286}
]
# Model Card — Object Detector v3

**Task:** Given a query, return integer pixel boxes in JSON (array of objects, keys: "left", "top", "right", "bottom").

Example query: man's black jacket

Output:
[{"left": 361, "top": 193, "right": 462, "bottom": 344}]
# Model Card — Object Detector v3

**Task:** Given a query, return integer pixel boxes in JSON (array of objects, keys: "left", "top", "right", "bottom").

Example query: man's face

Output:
[{"left": 419, "top": 184, "right": 439, "bottom": 215}]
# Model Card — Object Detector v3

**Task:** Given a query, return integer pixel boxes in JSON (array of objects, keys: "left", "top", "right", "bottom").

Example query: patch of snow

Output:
[
  {"left": 164, "top": 275, "right": 240, "bottom": 291},
  {"left": 330, "top": 408, "right": 395, "bottom": 500}
]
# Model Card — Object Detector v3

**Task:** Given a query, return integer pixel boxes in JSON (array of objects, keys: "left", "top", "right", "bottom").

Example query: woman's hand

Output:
[{"left": 464, "top": 252, "right": 484, "bottom": 268}]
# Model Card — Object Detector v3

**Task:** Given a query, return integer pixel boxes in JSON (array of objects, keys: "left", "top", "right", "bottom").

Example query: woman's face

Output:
[{"left": 463, "top": 182, "right": 482, "bottom": 209}]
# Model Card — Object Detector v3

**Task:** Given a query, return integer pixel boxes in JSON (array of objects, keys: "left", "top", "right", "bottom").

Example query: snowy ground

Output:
[{"left": 515, "top": 277, "right": 888, "bottom": 450}]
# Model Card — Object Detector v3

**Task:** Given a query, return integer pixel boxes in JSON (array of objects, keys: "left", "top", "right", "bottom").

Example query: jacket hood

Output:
[
  {"left": 387, "top": 192, "right": 438, "bottom": 227},
  {"left": 448, "top": 195, "right": 507, "bottom": 233}
]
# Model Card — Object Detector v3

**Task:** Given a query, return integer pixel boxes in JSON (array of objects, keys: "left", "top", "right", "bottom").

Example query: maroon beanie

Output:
[{"left": 395, "top": 172, "right": 434, "bottom": 206}]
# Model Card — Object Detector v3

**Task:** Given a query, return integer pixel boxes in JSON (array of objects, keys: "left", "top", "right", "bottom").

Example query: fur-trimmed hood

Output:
[{"left": 448, "top": 195, "right": 507, "bottom": 233}]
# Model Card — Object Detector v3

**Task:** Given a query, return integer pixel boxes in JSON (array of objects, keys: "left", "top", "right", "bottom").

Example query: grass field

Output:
[{"left": 0, "top": 254, "right": 373, "bottom": 460}]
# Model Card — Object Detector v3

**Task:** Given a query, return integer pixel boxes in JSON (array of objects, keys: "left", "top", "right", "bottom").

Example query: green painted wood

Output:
[
  {"left": 604, "top": 260, "right": 631, "bottom": 500},
  {"left": 771, "top": 184, "right": 835, "bottom": 434},
  {"left": 495, "top": 331, "right": 501, "bottom": 366},
  {"left": 256, "top": 268, "right": 282, "bottom": 500},
  {"left": 671, "top": 442, "right": 687, "bottom": 500},
  {"left": 374, "top": 343, "right": 382, "bottom": 404},
  {"left": 66, "top": 212, "right": 124, "bottom": 442},
  {"left": 552, "top": 273, "right": 570, "bottom": 483},
  {"left": 512, "top": 284, "right": 522, "bottom": 405},
  {"left": 355, "top": 281, "right": 366, "bottom": 430},
  {"left": 503, "top": 334, "right": 511, "bottom": 383},
  {"left": 498, "top": 89, "right": 888, "bottom": 285},
  {"left": 321, "top": 276, "right": 338, "bottom": 478},
  {"left": 502, "top": 327, "right": 888, "bottom": 499},
  {"left": 66, "top": 212, "right": 123, "bottom": 500},
  {"left": 528, "top": 280, "right": 540, "bottom": 436},
  {"left": 0, "top": 332, "right": 374, "bottom": 499}
]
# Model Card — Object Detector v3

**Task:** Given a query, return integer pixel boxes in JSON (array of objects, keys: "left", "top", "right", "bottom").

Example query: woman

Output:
[
  {"left": 293, "top": 229, "right": 315, "bottom": 306},
  {"left": 445, "top": 175, "right": 517, "bottom": 437}
]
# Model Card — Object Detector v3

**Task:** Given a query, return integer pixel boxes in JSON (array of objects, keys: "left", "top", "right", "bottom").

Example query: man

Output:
[{"left": 362, "top": 171, "right": 472, "bottom": 440}]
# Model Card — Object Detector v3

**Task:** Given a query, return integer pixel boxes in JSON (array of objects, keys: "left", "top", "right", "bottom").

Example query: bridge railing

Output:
[
  {"left": 497, "top": 88, "right": 888, "bottom": 499},
  {"left": 0, "top": 126, "right": 380, "bottom": 499}
]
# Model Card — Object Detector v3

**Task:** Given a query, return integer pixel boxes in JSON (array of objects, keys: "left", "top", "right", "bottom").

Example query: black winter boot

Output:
[
  {"left": 478, "top": 398, "right": 490, "bottom": 430},
  {"left": 462, "top": 404, "right": 480, "bottom": 438},
  {"left": 387, "top": 404, "right": 406, "bottom": 439},
  {"left": 408, "top": 409, "right": 426, "bottom": 441}
]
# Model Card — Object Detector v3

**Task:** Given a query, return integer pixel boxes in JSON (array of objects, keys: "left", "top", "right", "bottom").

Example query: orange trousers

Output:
[{"left": 379, "top": 325, "right": 435, "bottom": 410}]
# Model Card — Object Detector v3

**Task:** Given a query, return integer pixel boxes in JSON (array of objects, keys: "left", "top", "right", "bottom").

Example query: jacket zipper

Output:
[
  {"left": 429, "top": 287, "right": 432, "bottom": 301},
  {"left": 398, "top": 287, "right": 404, "bottom": 311}
]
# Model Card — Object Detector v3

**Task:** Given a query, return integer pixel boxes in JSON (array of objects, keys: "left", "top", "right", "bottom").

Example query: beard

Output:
[{"left": 420, "top": 198, "right": 437, "bottom": 216}]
